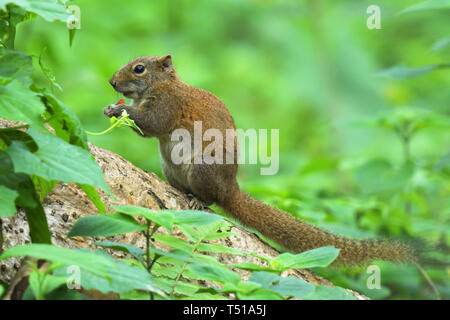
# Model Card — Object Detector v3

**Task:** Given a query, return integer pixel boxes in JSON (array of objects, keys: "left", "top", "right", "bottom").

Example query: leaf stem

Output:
[{"left": 85, "top": 117, "right": 122, "bottom": 135}]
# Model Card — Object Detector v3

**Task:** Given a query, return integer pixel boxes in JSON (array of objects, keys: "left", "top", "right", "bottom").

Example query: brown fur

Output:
[{"left": 105, "top": 55, "right": 417, "bottom": 266}]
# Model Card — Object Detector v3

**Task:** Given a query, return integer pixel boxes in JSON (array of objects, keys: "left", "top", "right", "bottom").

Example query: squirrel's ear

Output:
[{"left": 158, "top": 54, "right": 172, "bottom": 70}]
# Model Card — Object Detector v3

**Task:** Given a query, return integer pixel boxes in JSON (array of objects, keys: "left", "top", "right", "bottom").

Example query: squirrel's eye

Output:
[{"left": 134, "top": 65, "right": 145, "bottom": 74}]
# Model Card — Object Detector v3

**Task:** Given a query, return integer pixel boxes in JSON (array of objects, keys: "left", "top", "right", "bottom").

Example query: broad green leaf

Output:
[
  {"left": 0, "top": 0, "right": 71, "bottom": 22},
  {"left": 172, "top": 210, "right": 223, "bottom": 226},
  {"left": 31, "top": 175, "right": 56, "bottom": 202},
  {"left": 220, "top": 281, "right": 262, "bottom": 294},
  {"left": 151, "top": 248, "right": 194, "bottom": 264},
  {"left": 54, "top": 250, "right": 164, "bottom": 296},
  {"left": 96, "top": 240, "right": 194, "bottom": 268},
  {"left": 376, "top": 64, "right": 450, "bottom": 79},
  {"left": 0, "top": 126, "right": 36, "bottom": 151},
  {"left": 23, "top": 193, "right": 51, "bottom": 243},
  {"left": 36, "top": 87, "right": 88, "bottom": 149},
  {"left": 230, "top": 262, "right": 273, "bottom": 272},
  {"left": 0, "top": 184, "right": 18, "bottom": 216},
  {"left": 152, "top": 233, "right": 193, "bottom": 252},
  {"left": 95, "top": 240, "right": 145, "bottom": 263},
  {"left": 0, "top": 80, "right": 46, "bottom": 130},
  {"left": 38, "top": 47, "right": 62, "bottom": 91},
  {"left": 0, "top": 168, "right": 51, "bottom": 243},
  {"left": 68, "top": 213, "right": 146, "bottom": 238},
  {"left": 271, "top": 246, "right": 340, "bottom": 270},
  {"left": 197, "top": 243, "right": 246, "bottom": 256},
  {"left": 238, "top": 288, "right": 283, "bottom": 300},
  {"left": 176, "top": 219, "right": 228, "bottom": 242},
  {"left": 0, "top": 48, "right": 33, "bottom": 86},
  {"left": 0, "top": 244, "right": 117, "bottom": 278},
  {"left": 430, "top": 38, "right": 450, "bottom": 53},
  {"left": 250, "top": 271, "right": 315, "bottom": 298},
  {"left": 113, "top": 205, "right": 174, "bottom": 232},
  {"left": 303, "top": 285, "right": 356, "bottom": 300},
  {"left": 79, "top": 184, "right": 106, "bottom": 214},
  {"left": 187, "top": 263, "right": 241, "bottom": 284},
  {"left": 400, "top": 0, "right": 450, "bottom": 14},
  {"left": 5, "top": 129, "right": 111, "bottom": 194},
  {"left": 29, "top": 271, "right": 67, "bottom": 300}
]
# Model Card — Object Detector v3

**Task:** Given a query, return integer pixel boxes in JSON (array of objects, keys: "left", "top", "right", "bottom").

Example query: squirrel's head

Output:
[{"left": 109, "top": 55, "right": 177, "bottom": 99}]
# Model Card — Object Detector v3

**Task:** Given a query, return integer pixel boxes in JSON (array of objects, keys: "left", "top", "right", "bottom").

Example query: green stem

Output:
[{"left": 85, "top": 118, "right": 122, "bottom": 136}]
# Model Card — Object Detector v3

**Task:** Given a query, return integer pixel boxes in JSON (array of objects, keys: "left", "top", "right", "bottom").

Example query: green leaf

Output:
[
  {"left": 0, "top": 0, "right": 71, "bottom": 22},
  {"left": 400, "top": 0, "right": 450, "bottom": 14},
  {"left": 38, "top": 47, "right": 62, "bottom": 91},
  {"left": 0, "top": 80, "right": 46, "bottom": 131},
  {"left": 222, "top": 281, "right": 261, "bottom": 295},
  {"left": 172, "top": 210, "right": 223, "bottom": 226},
  {"left": 271, "top": 246, "right": 340, "bottom": 270},
  {"left": 187, "top": 263, "right": 241, "bottom": 284},
  {"left": 0, "top": 167, "right": 51, "bottom": 243},
  {"left": 5, "top": 129, "right": 111, "bottom": 194},
  {"left": 54, "top": 250, "right": 164, "bottom": 296},
  {"left": 0, "top": 48, "right": 33, "bottom": 86},
  {"left": 29, "top": 271, "right": 67, "bottom": 300},
  {"left": 79, "top": 184, "right": 106, "bottom": 214},
  {"left": 197, "top": 243, "right": 246, "bottom": 256},
  {"left": 151, "top": 248, "right": 195, "bottom": 264},
  {"left": 95, "top": 240, "right": 145, "bottom": 265},
  {"left": 0, "top": 126, "right": 36, "bottom": 150},
  {"left": 31, "top": 175, "right": 55, "bottom": 202},
  {"left": 230, "top": 262, "right": 273, "bottom": 272},
  {"left": 0, "top": 244, "right": 117, "bottom": 278},
  {"left": 68, "top": 213, "right": 146, "bottom": 238},
  {"left": 376, "top": 64, "right": 450, "bottom": 79},
  {"left": 113, "top": 205, "right": 174, "bottom": 233},
  {"left": 0, "top": 184, "right": 18, "bottom": 216},
  {"left": 172, "top": 210, "right": 222, "bottom": 226},
  {"left": 430, "top": 38, "right": 450, "bottom": 53},
  {"left": 36, "top": 87, "right": 88, "bottom": 149},
  {"left": 176, "top": 219, "right": 228, "bottom": 242},
  {"left": 303, "top": 285, "right": 356, "bottom": 300},
  {"left": 152, "top": 233, "right": 193, "bottom": 252}
]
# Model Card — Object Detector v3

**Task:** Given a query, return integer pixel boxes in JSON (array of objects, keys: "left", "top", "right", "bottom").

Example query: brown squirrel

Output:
[{"left": 104, "top": 54, "right": 416, "bottom": 266}]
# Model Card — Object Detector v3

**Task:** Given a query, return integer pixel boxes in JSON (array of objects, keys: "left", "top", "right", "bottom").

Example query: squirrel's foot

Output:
[
  {"left": 186, "top": 193, "right": 209, "bottom": 211},
  {"left": 104, "top": 104, "right": 126, "bottom": 118}
]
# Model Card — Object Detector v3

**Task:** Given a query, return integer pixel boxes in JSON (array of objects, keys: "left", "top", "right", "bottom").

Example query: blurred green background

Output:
[{"left": 15, "top": 0, "right": 449, "bottom": 299}]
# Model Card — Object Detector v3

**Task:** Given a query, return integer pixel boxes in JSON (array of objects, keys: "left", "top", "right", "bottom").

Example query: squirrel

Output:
[{"left": 104, "top": 54, "right": 417, "bottom": 266}]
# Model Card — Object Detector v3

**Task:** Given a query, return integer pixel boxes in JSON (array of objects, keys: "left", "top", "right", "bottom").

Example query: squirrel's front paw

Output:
[{"left": 103, "top": 104, "right": 124, "bottom": 118}]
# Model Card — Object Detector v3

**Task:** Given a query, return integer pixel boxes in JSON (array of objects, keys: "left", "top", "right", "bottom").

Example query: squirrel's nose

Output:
[{"left": 109, "top": 77, "right": 116, "bottom": 88}]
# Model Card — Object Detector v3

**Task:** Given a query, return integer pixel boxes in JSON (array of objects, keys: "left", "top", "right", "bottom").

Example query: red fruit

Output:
[{"left": 117, "top": 99, "right": 125, "bottom": 104}]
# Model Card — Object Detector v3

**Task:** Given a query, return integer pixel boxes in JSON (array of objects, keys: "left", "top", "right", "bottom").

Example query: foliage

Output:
[
  {"left": 0, "top": 0, "right": 448, "bottom": 300},
  {"left": 1, "top": 206, "right": 349, "bottom": 300}
]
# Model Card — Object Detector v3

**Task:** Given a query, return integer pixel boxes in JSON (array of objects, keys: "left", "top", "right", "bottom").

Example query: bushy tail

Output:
[{"left": 221, "top": 189, "right": 416, "bottom": 266}]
